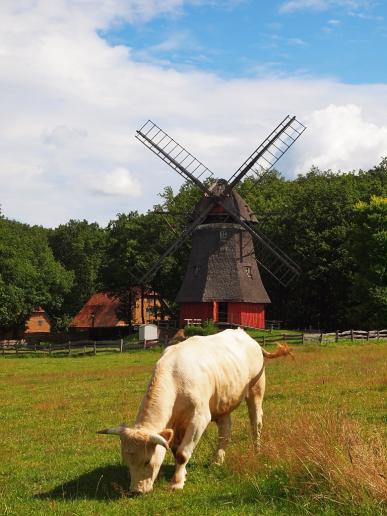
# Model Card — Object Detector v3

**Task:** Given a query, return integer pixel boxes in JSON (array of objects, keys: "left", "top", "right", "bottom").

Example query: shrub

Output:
[
  {"left": 184, "top": 325, "right": 205, "bottom": 337},
  {"left": 184, "top": 320, "right": 220, "bottom": 337}
]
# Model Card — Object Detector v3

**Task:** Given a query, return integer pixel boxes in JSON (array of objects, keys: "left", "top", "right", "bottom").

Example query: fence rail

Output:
[
  {"left": 2, "top": 328, "right": 386, "bottom": 356},
  {"left": 254, "top": 333, "right": 304, "bottom": 346},
  {"left": 0, "top": 338, "right": 162, "bottom": 356},
  {"left": 303, "top": 329, "right": 387, "bottom": 344}
]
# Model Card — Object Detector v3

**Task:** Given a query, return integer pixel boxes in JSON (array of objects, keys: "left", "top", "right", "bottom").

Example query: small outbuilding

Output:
[
  {"left": 24, "top": 307, "right": 51, "bottom": 334},
  {"left": 71, "top": 289, "right": 167, "bottom": 337}
]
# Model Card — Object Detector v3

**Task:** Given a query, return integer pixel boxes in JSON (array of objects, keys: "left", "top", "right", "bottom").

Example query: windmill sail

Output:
[
  {"left": 136, "top": 120, "right": 214, "bottom": 193},
  {"left": 134, "top": 116, "right": 305, "bottom": 287},
  {"left": 227, "top": 115, "right": 306, "bottom": 188},
  {"left": 214, "top": 198, "right": 301, "bottom": 286}
]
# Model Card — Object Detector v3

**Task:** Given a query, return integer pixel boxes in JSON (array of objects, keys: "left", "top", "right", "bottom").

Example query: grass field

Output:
[{"left": 0, "top": 341, "right": 386, "bottom": 515}]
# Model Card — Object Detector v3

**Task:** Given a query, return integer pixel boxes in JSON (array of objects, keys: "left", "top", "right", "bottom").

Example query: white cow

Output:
[{"left": 98, "top": 328, "right": 291, "bottom": 494}]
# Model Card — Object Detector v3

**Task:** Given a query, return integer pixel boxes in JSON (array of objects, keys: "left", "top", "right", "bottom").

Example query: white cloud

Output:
[
  {"left": 280, "top": 0, "right": 328, "bottom": 12},
  {"left": 295, "top": 104, "right": 387, "bottom": 173},
  {"left": 279, "top": 0, "right": 373, "bottom": 14},
  {"left": 91, "top": 167, "right": 142, "bottom": 197},
  {"left": 287, "top": 37, "right": 307, "bottom": 45},
  {"left": 0, "top": 1, "right": 386, "bottom": 227}
]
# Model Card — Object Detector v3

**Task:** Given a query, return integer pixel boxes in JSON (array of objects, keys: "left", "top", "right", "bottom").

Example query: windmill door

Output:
[{"left": 218, "top": 302, "right": 228, "bottom": 323}]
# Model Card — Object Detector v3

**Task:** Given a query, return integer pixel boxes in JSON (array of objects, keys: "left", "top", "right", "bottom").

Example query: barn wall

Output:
[
  {"left": 228, "top": 303, "right": 266, "bottom": 329},
  {"left": 179, "top": 303, "right": 214, "bottom": 327}
]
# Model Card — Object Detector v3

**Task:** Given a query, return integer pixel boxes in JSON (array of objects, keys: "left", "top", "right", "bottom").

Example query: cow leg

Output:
[
  {"left": 171, "top": 411, "right": 211, "bottom": 490},
  {"left": 214, "top": 414, "right": 231, "bottom": 465},
  {"left": 246, "top": 369, "right": 266, "bottom": 452}
]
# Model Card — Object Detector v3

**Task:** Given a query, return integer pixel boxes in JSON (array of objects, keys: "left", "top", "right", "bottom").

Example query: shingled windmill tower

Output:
[{"left": 135, "top": 116, "right": 306, "bottom": 328}]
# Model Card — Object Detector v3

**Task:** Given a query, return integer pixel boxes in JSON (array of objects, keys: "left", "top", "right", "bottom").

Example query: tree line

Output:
[{"left": 0, "top": 159, "right": 386, "bottom": 334}]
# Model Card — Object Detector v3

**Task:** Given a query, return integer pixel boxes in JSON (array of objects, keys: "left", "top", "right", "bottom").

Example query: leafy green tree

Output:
[
  {"left": 49, "top": 220, "right": 106, "bottom": 326},
  {"left": 348, "top": 196, "right": 387, "bottom": 328},
  {"left": 0, "top": 219, "right": 73, "bottom": 333}
]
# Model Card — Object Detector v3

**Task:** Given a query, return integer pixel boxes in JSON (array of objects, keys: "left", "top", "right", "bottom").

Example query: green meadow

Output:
[{"left": 0, "top": 341, "right": 386, "bottom": 515}]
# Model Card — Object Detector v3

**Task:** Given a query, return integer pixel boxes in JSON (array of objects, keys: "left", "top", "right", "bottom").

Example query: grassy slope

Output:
[{"left": 0, "top": 342, "right": 386, "bottom": 515}]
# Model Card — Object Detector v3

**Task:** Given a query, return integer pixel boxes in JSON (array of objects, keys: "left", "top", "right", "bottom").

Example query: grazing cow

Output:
[{"left": 98, "top": 328, "right": 291, "bottom": 494}]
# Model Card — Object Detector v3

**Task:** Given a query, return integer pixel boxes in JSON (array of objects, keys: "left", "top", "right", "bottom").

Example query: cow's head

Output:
[{"left": 97, "top": 424, "right": 174, "bottom": 494}]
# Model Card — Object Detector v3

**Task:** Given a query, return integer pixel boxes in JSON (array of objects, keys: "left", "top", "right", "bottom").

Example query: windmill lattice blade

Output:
[
  {"left": 227, "top": 115, "right": 306, "bottom": 188},
  {"left": 136, "top": 120, "right": 214, "bottom": 193},
  {"left": 139, "top": 203, "right": 215, "bottom": 285},
  {"left": 239, "top": 219, "right": 300, "bottom": 286},
  {"left": 217, "top": 199, "right": 300, "bottom": 286}
]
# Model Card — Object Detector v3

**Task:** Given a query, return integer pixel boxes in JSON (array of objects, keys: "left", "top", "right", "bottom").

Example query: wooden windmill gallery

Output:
[{"left": 135, "top": 116, "right": 306, "bottom": 329}]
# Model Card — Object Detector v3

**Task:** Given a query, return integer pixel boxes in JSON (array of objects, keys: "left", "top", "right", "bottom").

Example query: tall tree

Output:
[
  {"left": 49, "top": 220, "right": 106, "bottom": 326},
  {"left": 348, "top": 196, "right": 387, "bottom": 328},
  {"left": 0, "top": 219, "right": 73, "bottom": 333}
]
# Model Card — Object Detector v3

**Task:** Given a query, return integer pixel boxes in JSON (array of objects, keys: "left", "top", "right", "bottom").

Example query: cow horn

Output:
[
  {"left": 149, "top": 434, "right": 169, "bottom": 449},
  {"left": 97, "top": 423, "right": 128, "bottom": 435}
]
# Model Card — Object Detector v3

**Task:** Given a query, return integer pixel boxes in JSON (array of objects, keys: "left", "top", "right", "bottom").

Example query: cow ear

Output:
[{"left": 159, "top": 428, "right": 174, "bottom": 445}]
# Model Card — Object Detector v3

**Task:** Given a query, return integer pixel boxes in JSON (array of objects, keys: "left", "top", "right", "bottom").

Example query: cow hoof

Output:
[
  {"left": 214, "top": 450, "right": 225, "bottom": 465},
  {"left": 171, "top": 482, "right": 185, "bottom": 490}
]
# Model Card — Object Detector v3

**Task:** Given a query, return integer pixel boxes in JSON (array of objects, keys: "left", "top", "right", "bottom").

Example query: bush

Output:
[
  {"left": 184, "top": 320, "right": 219, "bottom": 337},
  {"left": 184, "top": 325, "right": 205, "bottom": 337},
  {"left": 202, "top": 319, "right": 219, "bottom": 335}
]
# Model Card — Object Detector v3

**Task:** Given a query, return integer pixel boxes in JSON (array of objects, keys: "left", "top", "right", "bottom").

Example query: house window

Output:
[
  {"left": 244, "top": 266, "right": 252, "bottom": 278},
  {"left": 37, "top": 319, "right": 43, "bottom": 327},
  {"left": 220, "top": 230, "right": 227, "bottom": 240}
]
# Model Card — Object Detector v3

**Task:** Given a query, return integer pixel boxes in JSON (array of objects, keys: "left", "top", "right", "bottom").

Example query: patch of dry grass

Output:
[{"left": 228, "top": 411, "right": 386, "bottom": 507}]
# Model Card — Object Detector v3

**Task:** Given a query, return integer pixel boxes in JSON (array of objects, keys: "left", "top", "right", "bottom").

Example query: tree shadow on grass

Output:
[{"left": 37, "top": 463, "right": 177, "bottom": 501}]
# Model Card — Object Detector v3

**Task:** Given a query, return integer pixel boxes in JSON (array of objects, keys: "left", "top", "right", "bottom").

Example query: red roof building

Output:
[{"left": 71, "top": 290, "right": 166, "bottom": 329}]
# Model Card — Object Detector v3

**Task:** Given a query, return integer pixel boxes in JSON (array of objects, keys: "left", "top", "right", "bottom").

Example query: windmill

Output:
[{"left": 135, "top": 115, "right": 306, "bottom": 328}]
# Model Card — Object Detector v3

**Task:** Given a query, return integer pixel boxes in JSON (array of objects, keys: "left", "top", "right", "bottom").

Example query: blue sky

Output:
[
  {"left": 101, "top": 0, "right": 387, "bottom": 83},
  {"left": 1, "top": 0, "right": 387, "bottom": 226}
]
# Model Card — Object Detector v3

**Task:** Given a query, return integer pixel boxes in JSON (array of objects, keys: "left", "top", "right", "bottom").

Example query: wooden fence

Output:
[
  {"left": 0, "top": 338, "right": 163, "bottom": 356},
  {"left": 254, "top": 333, "right": 304, "bottom": 346},
  {"left": 2, "top": 328, "right": 385, "bottom": 356},
  {"left": 303, "top": 329, "right": 387, "bottom": 344}
]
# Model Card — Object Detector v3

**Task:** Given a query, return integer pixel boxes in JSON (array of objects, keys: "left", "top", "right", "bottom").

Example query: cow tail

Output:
[{"left": 261, "top": 341, "right": 294, "bottom": 360}]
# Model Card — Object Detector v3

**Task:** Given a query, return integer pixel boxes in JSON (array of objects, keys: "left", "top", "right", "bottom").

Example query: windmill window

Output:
[
  {"left": 244, "top": 266, "right": 252, "bottom": 278},
  {"left": 193, "top": 265, "right": 201, "bottom": 277},
  {"left": 220, "top": 230, "right": 227, "bottom": 240}
]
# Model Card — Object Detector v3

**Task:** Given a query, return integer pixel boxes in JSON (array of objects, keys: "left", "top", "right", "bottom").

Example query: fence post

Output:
[
  {"left": 377, "top": 330, "right": 379, "bottom": 341},
  {"left": 94, "top": 341, "right": 97, "bottom": 355},
  {"left": 335, "top": 330, "right": 338, "bottom": 343},
  {"left": 302, "top": 333, "right": 305, "bottom": 345},
  {"left": 68, "top": 341, "right": 71, "bottom": 355},
  {"left": 120, "top": 339, "right": 123, "bottom": 353},
  {"left": 367, "top": 331, "right": 370, "bottom": 342},
  {"left": 49, "top": 342, "right": 52, "bottom": 356},
  {"left": 350, "top": 329, "right": 354, "bottom": 341},
  {"left": 319, "top": 332, "right": 323, "bottom": 345},
  {"left": 16, "top": 342, "right": 19, "bottom": 356}
]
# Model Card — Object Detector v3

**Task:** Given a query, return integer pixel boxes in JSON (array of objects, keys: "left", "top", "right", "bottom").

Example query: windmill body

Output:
[
  {"left": 176, "top": 181, "right": 270, "bottom": 328},
  {"left": 135, "top": 116, "right": 306, "bottom": 329}
]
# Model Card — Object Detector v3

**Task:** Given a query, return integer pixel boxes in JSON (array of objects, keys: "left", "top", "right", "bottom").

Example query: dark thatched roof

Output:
[
  {"left": 176, "top": 222, "right": 270, "bottom": 304},
  {"left": 194, "top": 180, "right": 258, "bottom": 223}
]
